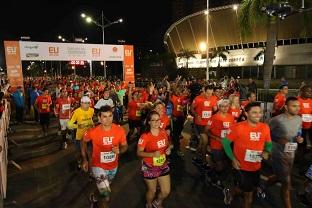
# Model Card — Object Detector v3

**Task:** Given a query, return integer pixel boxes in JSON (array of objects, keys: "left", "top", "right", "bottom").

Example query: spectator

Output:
[
  {"left": 12, "top": 86, "right": 25, "bottom": 124},
  {"left": 281, "top": 77, "right": 288, "bottom": 86},
  {"left": 247, "top": 78, "right": 257, "bottom": 93}
]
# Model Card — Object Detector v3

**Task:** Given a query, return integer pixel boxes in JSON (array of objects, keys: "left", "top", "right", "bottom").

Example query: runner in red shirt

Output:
[
  {"left": 35, "top": 88, "right": 52, "bottom": 136},
  {"left": 297, "top": 85, "right": 312, "bottom": 172},
  {"left": 154, "top": 101, "right": 171, "bottom": 134},
  {"left": 171, "top": 88, "right": 187, "bottom": 156},
  {"left": 241, "top": 92, "right": 257, "bottom": 110},
  {"left": 137, "top": 111, "right": 171, "bottom": 208},
  {"left": 273, "top": 85, "right": 288, "bottom": 116},
  {"left": 54, "top": 89, "right": 74, "bottom": 149},
  {"left": 127, "top": 88, "right": 146, "bottom": 141},
  {"left": 222, "top": 102, "right": 272, "bottom": 208},
  {"left": 82, "top": 105, "right": 128, "bottom": 208},
  {"left": 191, "top": 85, "right": 218, "bottom": 166},
  {"left": 228, "top": 94, "right": 242, "bottom": 122},
  {"left": 207, "top": 99, "right": 234, "bottom": 185}
]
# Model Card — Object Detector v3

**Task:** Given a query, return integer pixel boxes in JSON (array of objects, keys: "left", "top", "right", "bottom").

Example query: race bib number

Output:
[
  {"left": 284, "top": 142, "right": 298, "bottom": 153},
  {"left": 202, "top": 111, "right": 212, "bottom": 119},
  {"left": 177, "top": 105, "right": 183, "bottom": 112},
  {"left": 62, "top": 104, "right": 71, "bottom": 111},
  {"left": 153, "top": 154, "right": 166, "bottom": 166},
  {"left": 100, "top": 152, "right": 116, "bottom": 163},
  {"left": 305, "top": 164, "right": 312, "bottom": 180},
  {"left": 136, "top": 110, "right": 142, "bottom": 117},
  {"left": 41, "top": 103, "right": 48, "bottom": 109},
  {"left": 302, "top": 114, "right": 312, "bottom": 122},
  {"left": 221, "top": 130, "right": 228, "bottom": 138},
  {"left": 244, "top": 149, "right": 262, "bottom": 163}
]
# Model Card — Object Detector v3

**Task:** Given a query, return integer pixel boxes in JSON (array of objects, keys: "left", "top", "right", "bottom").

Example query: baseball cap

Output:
[{"left": 81, "top": 96, "right": 91, "bottom": 103}]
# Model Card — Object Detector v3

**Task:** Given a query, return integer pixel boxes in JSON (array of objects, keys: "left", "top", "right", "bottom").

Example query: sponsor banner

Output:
[
  {"left": 123, "top": 45, "right": 135, "bottom": 85},
  {"left": 19, "top": 41, "right": 124, "bottom": 61},
  {"left": 4, "top": 41, "right": 23, "bottom": 88},
  {"left": 177, "top": 43, "right": 312, "bottom": 68}
]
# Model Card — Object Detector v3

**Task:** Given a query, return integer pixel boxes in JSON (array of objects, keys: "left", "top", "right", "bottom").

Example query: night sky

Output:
[{"left": 0, "top": 0, "right": 173, "bottom": 67}]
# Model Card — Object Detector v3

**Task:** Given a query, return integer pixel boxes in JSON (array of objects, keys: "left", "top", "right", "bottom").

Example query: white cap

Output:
[{"left": 81, "top": 96, "right": 91, "bottom": 103}]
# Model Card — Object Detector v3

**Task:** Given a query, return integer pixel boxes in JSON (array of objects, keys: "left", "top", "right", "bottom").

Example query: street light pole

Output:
[
  {"left": 81, "top": 12, "right": 123, "bottom": 79},
  {"left": 101, "top": 10, "right": 107, "bottom": 79},
  {"left": 206, "top": 0, "right": 210, "bottom": 81}
]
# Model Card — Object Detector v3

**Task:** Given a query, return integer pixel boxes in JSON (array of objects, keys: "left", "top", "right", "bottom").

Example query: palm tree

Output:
[
  {"left": 254, "top": 47, "right": 265, "bottom": 61},
  {"left": 209, "top": 48, "right": 230, "bottom": 67},
  {"left": 239, "top": 0, "right": 312, "bottom": 92},
  {"left": 178, "top": 49, "right": 196, "bottom": 70}
]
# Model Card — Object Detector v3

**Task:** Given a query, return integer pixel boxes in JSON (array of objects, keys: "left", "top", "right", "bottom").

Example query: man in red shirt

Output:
[
  {"left": 222, "top": 102, "right": 272, "bottom": 208},
  {"left": 54, "top": 89, "right": 74, "bottom": 149},
  {"left": 171, "top": 88, "right": 187, "bottom": 156},
  {"left": 82, "top": 105, "right": 128, "bottom": 208},
  {"left": 35, "top": 88, "right": 52, "bottom": 136},
  {"left": 191, "top": 85, "right": 218, "bottom": 167},
  {"left": 273, "top": 85, "right": 288, "bottom": 117},
  {"left": 297, "top": 85, "right": 312, "bottom": 172}
]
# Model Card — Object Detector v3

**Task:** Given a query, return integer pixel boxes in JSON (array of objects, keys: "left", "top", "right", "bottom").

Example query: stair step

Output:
[
  {"left": 9, "top": 134, "right": 62, "bottom": 149},
  {"left": 8, "top": 128, "right": 59, "bottom": 144},
  {"left": 9, "top": 139, "right": 62, "bottom": 162},
  {"left": 9, "top": 121, "right": 59, "bottom": 134},
  {"left": 7, "top": 146, "right": 77, "bottom": 205}
]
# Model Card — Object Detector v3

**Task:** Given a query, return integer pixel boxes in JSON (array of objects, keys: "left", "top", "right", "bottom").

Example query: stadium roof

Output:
[{"left": 164, "top": 4, "right": 310, "bottom": 55}]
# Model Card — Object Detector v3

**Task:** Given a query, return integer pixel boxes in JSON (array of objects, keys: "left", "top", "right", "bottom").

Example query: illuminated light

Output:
[
  {"left": 86, "top": 17, "right": 92, "bottom": 23},
  {"left": 233, "top": 5, "right": 238, "bottom": 10},
  {"left": 204, "top": 10, "right": 208, "bottom": 15},
  {"left": 199, "top": 42, "right": 207, "bottom": 52}
]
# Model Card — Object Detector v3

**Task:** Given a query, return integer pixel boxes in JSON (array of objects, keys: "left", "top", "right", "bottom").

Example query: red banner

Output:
[
  {"left": 123, "top": 45, "right": 135, "bottom": 85},
  {"left": 4, "top": 41, "right": 23, "bottom": 88}
]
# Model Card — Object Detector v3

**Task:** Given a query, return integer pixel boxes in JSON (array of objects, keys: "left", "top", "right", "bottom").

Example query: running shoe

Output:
[
  {"left": 152, "top": 199, "right": 163, "bottom": 208},
  {"left": 223, "top": 187, "right": 232, "bottom": 205}
]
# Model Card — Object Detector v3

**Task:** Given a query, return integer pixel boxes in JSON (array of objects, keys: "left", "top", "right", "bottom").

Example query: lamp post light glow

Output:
[
  {"left": 86, "top": 17, "right": 92, "bottom": 23},
  {"left": 233, "top": 4, "right": 238, "bottom": 10},
  {"left": 58, "top": 35, "right": 62, "bottom": 39},
  {"left": 80, "top": 11, "right": 123, "bottom": 79},
  {"left": 199, "top": 42, "right": 207, "bottom": 52}
]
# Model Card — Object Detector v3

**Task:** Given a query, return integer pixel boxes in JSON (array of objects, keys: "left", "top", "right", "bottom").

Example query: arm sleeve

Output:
[
  {"left": 67, "top": 110, "right": 78, "bottom": 129},
  {"left": 264, "top": 141, "right": 272, "bottom": 153},
  {"left": 222, "top": 137, "right": 234, "bottom": 160}
]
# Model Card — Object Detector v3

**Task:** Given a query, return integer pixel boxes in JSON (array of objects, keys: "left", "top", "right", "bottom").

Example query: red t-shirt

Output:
[
  {"left": 83, "top": 124, "right": 126, "bottom": 170},
  {"left": 228, "top": 106, "right": 242, "bottom": 122},
  {"left": 273, "top": 92, "right": 286, "bottom": 114},
  {"left": 208, "top": 112, "right": 234, "bottom": 150},
  {"left": 128, "top": 100, "right": 141, "bottom": 120},
  {"left": 55, "top": 97, "right": 74, "bottom": 119},
  {"left": 241, "top": 100, "right": 249, "bottom": 109},
  {"left": 138, "top": 130, "right": 169, "bottom": 166},
  {"left": 160, "top": 114, "right": 170, "bottom": 130},
  {"left": 171, "top": 95, "right": 184, "bottom": 117},
  {"left": 192, "top": 95, "right": 217, "bottom": 126},
  {"left": 297, "top": 96, "right": 312, "bottom": 129},
  {"left": 36, "top": 95, "right": 52, "bottom": 113},
  {"left": 227, "top": 121, "right": 271, "bottom": 172}
]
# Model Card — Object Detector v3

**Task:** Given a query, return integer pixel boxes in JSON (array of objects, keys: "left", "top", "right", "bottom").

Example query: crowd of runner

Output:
[{"left": 8, "top": 75, "right": 312, "bottom": 208}]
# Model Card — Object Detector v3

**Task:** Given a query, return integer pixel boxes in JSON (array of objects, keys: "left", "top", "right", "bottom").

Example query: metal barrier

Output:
[
  {"left": 256, "top": 88, "right": 299, "bottom": 102},
  {"left": 0, "top": 98, "right": 10, "bottom": 199}
]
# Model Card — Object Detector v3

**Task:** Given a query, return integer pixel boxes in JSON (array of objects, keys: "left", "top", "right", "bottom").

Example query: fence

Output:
[
  {"left": 0, "top": 86, "right": 11, "bottom": 200},
  {"left": 256, "top": 88, "right": 299, "bottom": 102}
]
